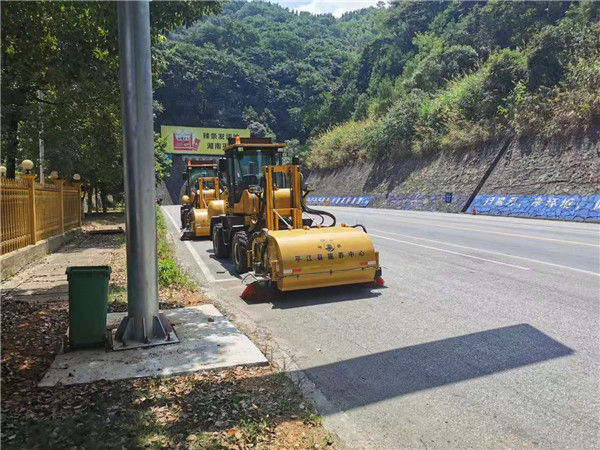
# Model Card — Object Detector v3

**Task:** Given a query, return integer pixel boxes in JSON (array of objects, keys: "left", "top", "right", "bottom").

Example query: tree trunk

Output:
[
  {"left": 4, "top": 109, "right": 20, "bottom": 179},
  {"left": 100, "top": 183, "right": 109, "bottom": 213},
  {"left": 87, "top": 187, "right": 94, "bottom": 215},
  {"left": 94, "top": 185, "right": 100, "bottom": 213}
]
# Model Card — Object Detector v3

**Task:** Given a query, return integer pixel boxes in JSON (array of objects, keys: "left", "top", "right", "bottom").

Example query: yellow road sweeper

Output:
[
  {"left": 209, "top": 137, "right": 383, "bottom": 297},
  {"left": 180, "top": 161, "right": 223, "bottom": 238}
]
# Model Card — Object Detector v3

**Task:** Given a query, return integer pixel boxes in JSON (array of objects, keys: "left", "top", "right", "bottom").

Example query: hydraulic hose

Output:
[
  {"left": 350, "top": 224, "right": 367, "bottom": 233},
  {"left": 299, "top": 173, "right": 336, "bottom": 227},
  {"left": 301, "top": 200, "right": 336, "bottom": 227}
]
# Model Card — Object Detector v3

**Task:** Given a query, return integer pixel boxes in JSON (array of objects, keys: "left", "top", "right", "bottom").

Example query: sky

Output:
[{"left": 268, "top": 0, "right": 382, "bottom": 18}]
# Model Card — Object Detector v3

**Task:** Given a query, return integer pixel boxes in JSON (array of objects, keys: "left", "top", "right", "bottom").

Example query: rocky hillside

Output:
[{"left": 305, "top": 131, "right": 600, "bottom": 213}]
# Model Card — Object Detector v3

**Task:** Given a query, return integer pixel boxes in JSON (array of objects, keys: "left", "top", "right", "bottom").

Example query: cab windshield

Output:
[
  {"left": 233, "top": 150, "right": 284, "bottom": 189},
  {"left": 189, "top": 168, "right": 216, "bottom": 189}
]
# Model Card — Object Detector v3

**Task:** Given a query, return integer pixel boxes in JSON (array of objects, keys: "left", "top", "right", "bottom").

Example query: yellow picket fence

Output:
[{"left": 0, "top": 175, "right": 82, "bottom": 255}]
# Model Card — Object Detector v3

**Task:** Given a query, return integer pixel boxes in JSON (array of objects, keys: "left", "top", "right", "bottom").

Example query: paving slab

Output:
[{"left": 39, "top": 305, "right": 268, "bottom": 386}]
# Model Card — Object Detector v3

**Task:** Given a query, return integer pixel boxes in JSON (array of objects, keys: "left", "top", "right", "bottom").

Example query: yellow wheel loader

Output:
[
  {"left": 209, "top": 137, "right": 383, "bottom": 297},
  {"left": 180, "top": 161, "right": 223, "bottom": 239}
]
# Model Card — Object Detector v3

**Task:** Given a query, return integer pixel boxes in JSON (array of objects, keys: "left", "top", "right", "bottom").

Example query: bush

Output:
[
  {"left": 526, "top": 27, "right": 565, "bottom": 91},
  {"left": 513, "top": 58, "right": 600, "bottom": 136},
  {"left": 363, "top": 90, "right": 426, "bottom": 159},
  {"left": 158, "top": 260, "right": 180, "bottom": 286},
  {"left": 155, "top": 207, "right": 196, "bottom": 290},
  {"left": 307, "top": 119, "right": 373, "bottom": 169},
  {"left": 405, "top": 44, "right": 478, "bottom": 92}
]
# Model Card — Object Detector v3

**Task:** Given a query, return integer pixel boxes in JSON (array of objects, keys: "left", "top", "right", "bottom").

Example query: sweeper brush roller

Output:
[{"left": 262, "top": 226, "right": 380, "bottom": 291}]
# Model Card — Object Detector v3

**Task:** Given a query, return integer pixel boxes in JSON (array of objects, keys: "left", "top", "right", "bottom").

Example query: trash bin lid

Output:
[{"left": 65, "top": 266, "right": 112, "bottom": 276}]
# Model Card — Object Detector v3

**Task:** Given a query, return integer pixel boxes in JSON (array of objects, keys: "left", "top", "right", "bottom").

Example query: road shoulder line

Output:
[
  {"left": 371, "top": 228, "right": 599, "bottom": 277},
  {"left": 370, "top": 233, "right": 530, "bottom": 270}
]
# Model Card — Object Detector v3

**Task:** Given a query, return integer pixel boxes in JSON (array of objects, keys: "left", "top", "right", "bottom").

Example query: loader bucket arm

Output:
[{"left": 262, "top": 165, "right": 303, "bottom": 230}]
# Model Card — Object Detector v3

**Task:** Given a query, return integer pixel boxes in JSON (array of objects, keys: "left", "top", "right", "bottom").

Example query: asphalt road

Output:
[{"left": 163, "top": 205, "right": 599, "bottom": 449}]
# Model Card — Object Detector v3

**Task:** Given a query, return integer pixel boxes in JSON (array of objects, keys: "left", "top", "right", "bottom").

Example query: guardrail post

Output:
[
  {"left": 54, "top": 179, "right": 66, "bottom": 234},
  {"left": 21, "top": 174, "right": 37, "bottom": 245}
]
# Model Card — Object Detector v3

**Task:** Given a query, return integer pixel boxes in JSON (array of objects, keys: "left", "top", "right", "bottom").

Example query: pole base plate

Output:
[{"left": 112, "top": 313, "right": 179, "bottom": 351}]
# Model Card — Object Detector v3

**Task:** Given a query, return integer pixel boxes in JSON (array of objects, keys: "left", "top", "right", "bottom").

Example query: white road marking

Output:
[
  {"left": 365, "top": 215, "right": 598, "bottom": 246},
  {"left": 371, "top": 228, "right": 600, "bottom": 277},
  {"left": 162, "top": 206, "right": 237, "bottom": 284},
  {"left": 328, "top": 206, "right": 600, "bottom": 237},
  {"left": 369, "top": 233, "right": 530, "bottom": 271},
  {"left": 163, "top": 205, "right": 183, "bottom": 231},
  {"left": 184, "top": 241, "right": 216, "bottom": 283}
]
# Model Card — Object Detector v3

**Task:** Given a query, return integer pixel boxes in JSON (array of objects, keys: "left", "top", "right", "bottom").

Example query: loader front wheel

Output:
[
  {"left": 213, "top": 224, "right": 229, "bottom": 258},
  {"left": 232, "top": 232, "right": 249, "bottom": 274}
]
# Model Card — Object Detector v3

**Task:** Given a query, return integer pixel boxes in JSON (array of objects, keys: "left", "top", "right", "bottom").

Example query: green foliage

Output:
[
  {"left": 303, "top": 409, "right": 323, "bottom": 427},
  {"left": 154, "top": 132, "right": 172, "bottom": 184},
  {"left": 363, "top": 91, "right": 426, "bottom": 159},
  {"left": 1, "top": 1, "right": 220, "bottom": 184},
  {"left": 282, "top": 138, "right": 310, "bottom": 165},
  {"left": 157, "top": 259, "right": 181, "bottom": 287},
  {"left": 512, "top": 58, "right": 600, "bottom": 136},
  {"left": 4, "top": 0, "right": 596, "bottom": 177},
  {"left": 156, "top": 207, "right": 195, "bottom": 290},
  {"left": 305, "top": 1, "right": 598, "bottom": 169},
  {"left": 156, "top": 1, "right": 380, "bottom": 141},
  {"left": 235, "top": 419, "right": 270, "bottom": 445},
  {"left": 307, "top": 120, "right": 373, "bottom": 169}
]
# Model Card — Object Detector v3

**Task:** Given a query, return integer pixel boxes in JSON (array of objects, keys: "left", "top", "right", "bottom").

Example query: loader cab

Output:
[
  {"left": 199, "top": 178, "right": 216, "bottom": 190},
  {"left": 182, "top": 161, "right": 218, "bottom": 200},
  {"left": 222, "top": 137, "right": 286, "bottom": 205},
  {"left": 184, "top": 163, "right": 217, "bottom": 195},
  {"left": 180, "top": 161, "right": 218, "bottom": 230}
]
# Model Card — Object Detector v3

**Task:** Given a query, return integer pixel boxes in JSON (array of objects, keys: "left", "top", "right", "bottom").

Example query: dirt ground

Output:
[{"left": 1, "top": 212, "right": 337, "bottom": 449}]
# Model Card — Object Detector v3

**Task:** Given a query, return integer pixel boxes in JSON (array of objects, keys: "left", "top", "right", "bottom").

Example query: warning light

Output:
[{"left": 235, "top": 136, "right": 241, "bottom": 144}]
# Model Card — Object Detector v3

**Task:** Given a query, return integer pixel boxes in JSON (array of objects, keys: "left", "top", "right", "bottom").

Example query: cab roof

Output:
[
  {"left": 186, "top": 162, "right": 217, "bottom": 168},
  {"left": 223, "top": 137, "right": 285, "bottom": 152}
]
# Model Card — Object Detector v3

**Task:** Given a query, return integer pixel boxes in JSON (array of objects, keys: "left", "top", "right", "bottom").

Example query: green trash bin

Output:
[{"left": 65, "top": 266, "right": 112, "bottom": 349}]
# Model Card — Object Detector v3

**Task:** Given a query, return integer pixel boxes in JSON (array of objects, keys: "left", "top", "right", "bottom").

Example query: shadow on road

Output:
[
  {"left": 269, "top": 283, "right": 384, "bottom": 308},
  {"left": 207, "top": 249, "right": 240, "bottom": 277},
  {"left": 236, "top": 282, "right": 385, "bottom": 308},
  {"left": 300, "top": 323, "right": 573, "bottom": 411}
]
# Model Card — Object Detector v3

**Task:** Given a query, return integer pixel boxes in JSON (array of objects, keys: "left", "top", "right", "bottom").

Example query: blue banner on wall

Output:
[
  {"left": 469, "top": 195, "right": 600, "bottom": 222},
  {"left": 306, "top": 196, "right": 373, "bottom": 208}
]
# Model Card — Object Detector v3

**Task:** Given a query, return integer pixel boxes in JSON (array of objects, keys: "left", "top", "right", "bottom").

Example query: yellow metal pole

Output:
[
  {"left": 291, "top": 165, "right": 302, "bottom": 229},
  {"left": 21, "top": 174, "right": 36, "bottom": 245},
  {"left": 263, "top": 167, "right": 274, "bottom": 230}
]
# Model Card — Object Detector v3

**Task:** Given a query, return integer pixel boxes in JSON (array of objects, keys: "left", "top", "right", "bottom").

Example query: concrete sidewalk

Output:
[
  {"left": 40, "top": 304, "right": 268, "bottom": 386},
  {"left": 2, "top": 212, "right": 268, "bottom": 388},
  {"left": 1, "top": 231, "right": 119, "bottom": 303}
]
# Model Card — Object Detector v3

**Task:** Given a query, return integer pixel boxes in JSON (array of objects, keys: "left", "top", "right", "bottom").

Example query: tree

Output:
[
  {"left": 1, "top": 1, "right": 221, "bottom": 183},
  {"left": 155, "top": 1, "right": 379, "bottom": 143}
]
